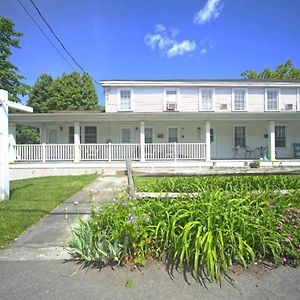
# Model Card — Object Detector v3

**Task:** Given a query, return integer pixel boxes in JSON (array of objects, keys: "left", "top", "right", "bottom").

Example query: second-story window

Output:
[
  {"left": 119, "top": 90, "right": 132, "bottom": 111},
  {"left": 200, "top": 89, "right": 214, "bottom": 111},
  {"left": 265, "top": 89, "right": 279, "bottom": 111},
  {"left": 165, "top": 89, "right": 178, "bottom": 111},
  {"left": 232, "top": 89, "right": 247, "bottom": 111}
]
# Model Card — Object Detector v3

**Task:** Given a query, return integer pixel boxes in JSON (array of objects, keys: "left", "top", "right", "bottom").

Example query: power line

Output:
[
  {"left": 28, "top": 0, "right": 101, "bottom": 86},
  {"left": 16, "top": 0, "right": 76, "bottom": 72}
]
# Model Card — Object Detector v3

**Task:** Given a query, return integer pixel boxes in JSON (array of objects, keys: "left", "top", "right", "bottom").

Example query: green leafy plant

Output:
[{"left": 70, "top": 175, "right": 300, "bottom": 281}]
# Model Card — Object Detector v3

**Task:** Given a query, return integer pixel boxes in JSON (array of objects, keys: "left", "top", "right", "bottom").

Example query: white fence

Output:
[{"left": 14, "top": 143, "right": 206, "bottom": 162}]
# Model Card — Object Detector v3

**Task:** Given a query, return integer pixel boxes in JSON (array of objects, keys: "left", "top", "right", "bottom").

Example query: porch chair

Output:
[
  {"left": 293, "top": 143, "right": 300, "bottom": 158},
  {"left": 245, "top": 146, "right": 255, "bottom": 159}
]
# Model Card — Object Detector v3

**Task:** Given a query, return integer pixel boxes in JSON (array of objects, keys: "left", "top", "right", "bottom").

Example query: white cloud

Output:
[
  {"left": 194, "top": 0, "right": 223, "bottom": 25},
  {"left": 199, "top": 48, "right": 207, "bottom": 55},
  {"left": 167, "top": 40, "right": 196, "bottom": 58},
  {"left": 144, "top": 24, "right": 196, "bottom": 58}
]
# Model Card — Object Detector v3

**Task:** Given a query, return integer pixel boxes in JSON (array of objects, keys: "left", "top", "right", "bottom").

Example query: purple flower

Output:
[
  {"left": 283, "top": 256, "right": 288, "bottom": 263},
  {"left": 127, "top": 213, "right": 136, "bottom": 224},
  {"left": 284, "top": 236, "right": 294, "bottom": 243},
  {"left": 275, "top": 225, "right": 282, "bottom": 231}
]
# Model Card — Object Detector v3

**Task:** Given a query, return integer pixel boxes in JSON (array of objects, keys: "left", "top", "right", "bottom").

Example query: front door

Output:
[
  {"left": 145, "top": 128, "right": 153, "bottom": 143},
  {"left": 168, "top": 127, "right": 178, "bottom": 143},
  {"left": 49, "top": 129, "right": 58, "bottom": 144},
  {"left": 121, "top": 128, "right": 131, "bottom": 143}
]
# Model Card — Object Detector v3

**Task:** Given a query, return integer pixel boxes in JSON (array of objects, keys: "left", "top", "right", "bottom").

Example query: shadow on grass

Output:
[{"left": 9, "top": 184, "right": 34, "bottom": 198}]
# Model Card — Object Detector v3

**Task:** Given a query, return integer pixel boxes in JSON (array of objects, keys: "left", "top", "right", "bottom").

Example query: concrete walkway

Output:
[
  {"left": 0, "top": 175, "right": 299, "bottom": 300},
  {"left": 0, "top": 176, "right": 127, "bottom": 261}
]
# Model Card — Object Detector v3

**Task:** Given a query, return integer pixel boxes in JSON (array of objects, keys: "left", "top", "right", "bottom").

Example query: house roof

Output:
[{"left": 100, "top": 79, "right": 300, "bottom": 88}]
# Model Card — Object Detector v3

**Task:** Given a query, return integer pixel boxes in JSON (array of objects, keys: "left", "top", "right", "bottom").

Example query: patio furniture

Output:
[
  {"left": 245, "top": 146, "right": 255, "bottom": 158},
  {"left": 293, "top": 143, "right": 300, "bottom": 158}
]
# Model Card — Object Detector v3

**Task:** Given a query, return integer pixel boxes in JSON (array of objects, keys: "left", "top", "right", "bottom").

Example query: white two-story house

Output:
[{"left": 8, "top": 79, "right": 300, "bottom": 167}]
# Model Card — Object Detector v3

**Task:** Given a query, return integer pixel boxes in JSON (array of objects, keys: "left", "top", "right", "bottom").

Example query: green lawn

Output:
[{"left": 0, "top": 175, "right": 98, "bottom": 249}]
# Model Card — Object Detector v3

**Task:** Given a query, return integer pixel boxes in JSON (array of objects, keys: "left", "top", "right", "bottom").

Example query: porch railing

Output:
[
  {"left": 15, "top": 144, "right": 75, "bottom": 162},
  {"left": 14, "top": 143, "right": 206, "bottom": 162},
  {"left": 145, "top": 143, "right": 206, "bottom": 160}
]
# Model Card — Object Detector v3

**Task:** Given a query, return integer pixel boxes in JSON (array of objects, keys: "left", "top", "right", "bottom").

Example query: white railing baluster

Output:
[{"left": 14, "top": 143, "right": 206, "bottom": 162}]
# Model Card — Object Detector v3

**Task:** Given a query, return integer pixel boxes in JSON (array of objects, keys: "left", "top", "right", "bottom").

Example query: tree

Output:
[
  {"left": 241, "top": 60, "right": 300, "bottom": 80},
  {"left": 0, "top": 17, "right": 29, "bottom": 102},
  {"left": 28, "top": 72, "right": 100, "bottom": 112},
  {"left": 28, "top": 74, "right": 54, "bottom": 113}
]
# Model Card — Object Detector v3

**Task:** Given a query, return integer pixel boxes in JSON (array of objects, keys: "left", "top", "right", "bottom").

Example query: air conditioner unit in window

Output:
[
  {"left": 220, "top": 103, "right": 228, "bottom": 110},
  {"left": 166, "top": 102, "right": 177, "bottom": 111},
  {"left": 284, "top": 103, "right": 293, "bottom": 111}
]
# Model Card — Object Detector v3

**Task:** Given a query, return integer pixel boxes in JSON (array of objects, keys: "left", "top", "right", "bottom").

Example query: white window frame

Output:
[
  {"left": 199, "top": 88, "right": 215, "bottom": 111},
  {"left": 232, "top": 88, "right": 248, "bottom": 111},
  {"left": 164, "top": 88, "right": 179, "bottom": 111},
  {"left": 118, "top": 88, "right": 134, "bottom": 112},
  {"left": 265, "top": 88, "right": 280, "bottom": 112},
  {"left": 297, "top": 89, "right": 300, "bottom": 112},
  {"left": 84, "top": 126, "right": 98, "bottom": 144},
  {"left": 233, "top": 125, "right": 247, "bottom": 148},
  {"left": 275, "top": 124, "right": 287, "bottom": 148}
]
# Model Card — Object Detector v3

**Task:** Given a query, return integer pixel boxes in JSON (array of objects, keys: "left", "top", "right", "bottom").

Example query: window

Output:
[
  {"left": 210, "top": 128, "right": 214, "bottom": 143},
  {"left": 234, "top": 126, "right": 246, "bottom": 147},
  {"left": 69, "top": 126, "right": 75, "bottom": 144},
  {"left": 265, "top": 89, "right": 279, "bottom": 111},
  {"left": 200, "top": 89, "right": 214, "bottom": 111},
  {"left": 119, "top": 90, "right": 132, "bottom": 111},
  {"left": 168, "top": 128, "right": 178, "bottom": 143},
  {"left": 121, "top": 128, "right": 131, "bottom": 143},
  {"left": 165, "top": 89, "right": 179, "bottom": 110},
  {"left": 232, "top": 89, "right": 247, "bottom": 111},
  {"left": 275, "top": 126, "right": 286, "bottom": 147},
  {"left": 84, "top": 126, "right": 97, "bottom": 143},
  {"left": 145, "top": 128, "right": 153, "bottom": 143}
]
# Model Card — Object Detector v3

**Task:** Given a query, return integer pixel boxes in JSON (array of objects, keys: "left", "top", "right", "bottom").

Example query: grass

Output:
[
  {"left": 70, "top": 175, "right": 300, "bottom": 282},
  {"left": 0, "top": 174, "right": 98, "bottom": 249},
  {"left": 134, "top": 175, "right": 300, "bottom": 193}
]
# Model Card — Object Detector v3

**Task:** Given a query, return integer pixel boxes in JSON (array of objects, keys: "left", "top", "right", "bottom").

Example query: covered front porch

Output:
[{"left": 8, "top": 111, "right": 300, "bottom": 163}]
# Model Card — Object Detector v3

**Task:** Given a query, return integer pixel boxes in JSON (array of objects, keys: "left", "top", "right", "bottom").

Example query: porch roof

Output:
[{"left": 9, "top": 111, "right": 300, "bottom": 125}]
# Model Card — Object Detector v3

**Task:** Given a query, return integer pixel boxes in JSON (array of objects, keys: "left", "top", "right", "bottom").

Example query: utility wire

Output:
[
  {"left": 16, "top": 0, "right": 76, "bottom": 72},
  {"left": 28, "top": 0, "right": 101, "bottom": 86}
]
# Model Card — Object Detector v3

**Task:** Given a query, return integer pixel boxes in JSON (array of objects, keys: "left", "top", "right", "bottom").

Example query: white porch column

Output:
[
  {"left": 0, "top": 90, "right": 9, "bottom": 201},
  {"left": 74, "top": 122, "right": 81, "bottom": 162},
  {"left": 8, "top": 123, "right": 16, "bottom": 162},
  {"left": 268, "top": 121, "right": 276, "bottom": 161},
  {"left": 140, "top": 121, "right": 145, "bottom": 162},
  {"left": 205, "top": 121, "right": 211, "bottom": 161},
  {"left": 40, "top": 125, "right": 47, "bottom": 144}
]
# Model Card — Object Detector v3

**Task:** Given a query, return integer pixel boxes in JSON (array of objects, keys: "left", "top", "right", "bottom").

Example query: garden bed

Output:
[{"left": 70, "top": 175, "right": 300, "bottom": 282}]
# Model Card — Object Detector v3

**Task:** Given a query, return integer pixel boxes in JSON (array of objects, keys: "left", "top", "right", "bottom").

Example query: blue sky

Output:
[{"left": 2, "top": 0, "right": 300, "bottom": 104}]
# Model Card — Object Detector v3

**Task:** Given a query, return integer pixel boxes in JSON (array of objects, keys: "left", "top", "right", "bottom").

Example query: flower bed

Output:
[{"left": 70, "top": 175, "right": 300, "bottom": 281}]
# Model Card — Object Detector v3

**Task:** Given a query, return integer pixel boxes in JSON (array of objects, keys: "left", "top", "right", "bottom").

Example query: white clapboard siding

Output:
[{"left": 106, "top": 86, "right": 299, "bottom": 113}]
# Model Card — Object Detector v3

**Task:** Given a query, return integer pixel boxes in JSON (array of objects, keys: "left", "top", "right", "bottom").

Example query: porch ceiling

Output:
[{"left": 9, "top": 111, "right": 300, "bottom": 125}]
